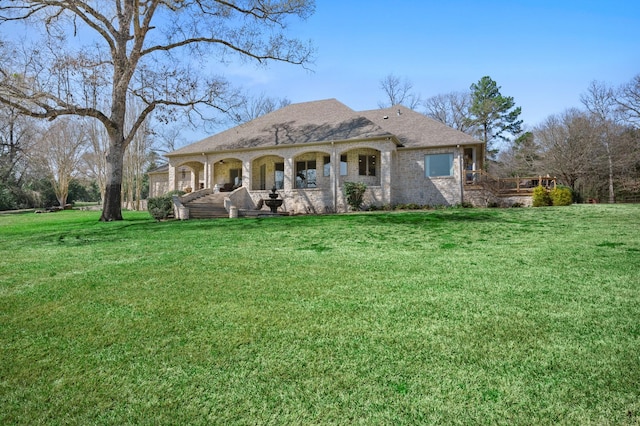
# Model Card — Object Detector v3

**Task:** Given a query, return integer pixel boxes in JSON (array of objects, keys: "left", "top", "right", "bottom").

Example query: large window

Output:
[
  {"left": 296, "top": 160, "right": 316, "bottom": 188},
  {"left": 275, "top": 163, "right": 284, "bottom": 189},
  {"left": 358, "top": 155, "right": 376, "bottom": 176},
  {"left": 425, "top": 153, "right": 454, "bottom": 177},
  {"left": 323, "top": 155, "right": 348, "bottom": 176}
]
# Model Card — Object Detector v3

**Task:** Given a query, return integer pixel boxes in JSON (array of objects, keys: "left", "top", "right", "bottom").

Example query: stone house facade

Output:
[{"left": 154, "top": 99, "right": 484, "bottom": 214}]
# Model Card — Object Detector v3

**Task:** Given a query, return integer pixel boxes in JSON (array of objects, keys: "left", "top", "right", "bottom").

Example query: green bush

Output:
[
  {"left": 343, "top": 182, "right": 367, "bottom": 211},
  {"left": 532, "top": 185, "right": 552, "bottom": 207},
  {"left": 147, "top": 190, "right": 184, "bottom": 221},
  {"left": 550, "top": 186, "right": 573, "bottom": 206}
]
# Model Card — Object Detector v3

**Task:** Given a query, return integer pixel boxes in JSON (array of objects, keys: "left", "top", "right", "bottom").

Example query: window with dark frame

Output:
[
  {"left": 275, "top": 162, "right": 284, "bottom": 189},
  {"left": 358, "top": 155, "right": 376, "bottom": 176},
  {"left": 296, "top": 160, "right": 317, "bottom": 188}
]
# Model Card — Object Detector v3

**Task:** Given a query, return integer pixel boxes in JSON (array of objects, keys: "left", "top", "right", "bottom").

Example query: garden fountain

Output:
[{"left": 264, "top": 185, "right": 283, "bottom": 213}]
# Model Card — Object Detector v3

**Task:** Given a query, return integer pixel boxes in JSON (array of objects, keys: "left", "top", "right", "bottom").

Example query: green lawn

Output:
[{"left": 1, "top": 205, "right": 639, "bottom": 425}]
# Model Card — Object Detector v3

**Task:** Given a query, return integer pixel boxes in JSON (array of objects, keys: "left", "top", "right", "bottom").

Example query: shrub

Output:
[
  {"left": 550, "top": 186, "right": 573, "bottom": 206},
  {"left": 343, "top": 182, "right": 367, "bottom": 211},
  {"left": 532, "top": 185, "right": 552, "bottom": 207},
  {"left": 147, "top": 190, "right": 184, "bottom": 221}
]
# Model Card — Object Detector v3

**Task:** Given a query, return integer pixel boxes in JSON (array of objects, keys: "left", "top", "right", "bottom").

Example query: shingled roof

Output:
[
  {"left": 361, "top": 105, "right": 480, "bottom": 148},
  {"left": 167, "top": 99, "right": 480, "bottom": 157}
]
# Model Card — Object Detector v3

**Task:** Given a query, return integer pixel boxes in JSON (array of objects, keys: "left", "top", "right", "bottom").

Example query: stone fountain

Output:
[{"left": 264, "top": 185, "right": 283, "bottom": 213}]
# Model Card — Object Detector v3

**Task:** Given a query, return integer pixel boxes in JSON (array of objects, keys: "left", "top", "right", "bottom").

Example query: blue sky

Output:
[{"left": 220, "top": 0, "right": 640, "bottom": 134}]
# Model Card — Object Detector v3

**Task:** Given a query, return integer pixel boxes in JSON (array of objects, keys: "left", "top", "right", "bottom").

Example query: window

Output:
[
  {"left": 230, "top": 168, "right": 242, "bottom": 186},
  {"left": 323, "top": 155, "right": 348, "bottom": 176},
  {"left": 275, "top": 163, "right": 284, "bottom": 189},
  {"left": 358, "top": 155, "right": 376, "bottom": 176},
  {"left": 425, "top": 153, "right": 454, "bottom": 177},
  {"left": 296, "top": 160, "right": 316, "bottom": 188}
]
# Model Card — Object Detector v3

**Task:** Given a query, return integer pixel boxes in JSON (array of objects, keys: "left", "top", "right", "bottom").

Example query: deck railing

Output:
[{"left": 465, "top": 170, "right": 557, "bottom": 194}]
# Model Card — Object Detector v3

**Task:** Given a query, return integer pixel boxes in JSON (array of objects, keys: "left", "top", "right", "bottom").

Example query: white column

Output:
[
  {"left": 284, "top": 155, "right": 294, "bottom": 191},
  {"left": 380, "top": 148, "right": 392, "bottom": 205},
  {"left": 168, "top": 163, "right": 177, "bottom": 192}
]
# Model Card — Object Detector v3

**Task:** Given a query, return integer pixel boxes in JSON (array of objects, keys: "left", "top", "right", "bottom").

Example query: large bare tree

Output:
[
  {"left": 423, "top": 91, "right": 475, "bottom": 134},
  {"left": 535, "top": 108, "right": 600, "bottom": 198},
  {"left": 32, "top": 117, "right": 87, "bottom": 207},
  {"left": 0, "top": 1, "right": 314, "bottom": 221},
  {"left": 378, "top": 74, "right": 422, "bottom": 110}
]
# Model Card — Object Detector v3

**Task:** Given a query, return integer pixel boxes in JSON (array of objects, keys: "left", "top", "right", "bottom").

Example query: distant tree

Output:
[
  {"left": 0, "top": 104, "right": 36, "bottom": 208},
  {"left": 123, "top": 101, "right": 153, "bottom": 210},
  {"left": 535, "top": 109, "right": 599, "bottom": 199},
  {"left": 0, "top": 1, "right": 315, "bottom": 221},
  {"left": 616, "top": 74, "right": 640, "bottom": 128},
  {"left": 231, "top": 93, "right": 291, "bottom": 124},
  {"left": 378, "top": 74, "right": 422, "bottom": 110},
  {"left": 31, "top": 117, "right": 87, "bottom": 207},
  {"left": 495, "top": 131, "right": 543, "bottom": 178},
  {"left": 468, "top": 76, "right": 523, "bottom": 159},
  {"left": 423, "top": 91, "right": 476, "bottom": 134}
]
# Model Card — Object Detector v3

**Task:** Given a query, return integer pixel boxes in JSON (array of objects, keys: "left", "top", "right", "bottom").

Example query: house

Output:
[{"left": 154, "top": 98, "right": 490, "bottom": 216}]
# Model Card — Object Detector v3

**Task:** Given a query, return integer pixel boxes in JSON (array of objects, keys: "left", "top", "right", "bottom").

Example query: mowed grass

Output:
[{"left": 1, "top": 205, "right": 639, "bottom": 425}]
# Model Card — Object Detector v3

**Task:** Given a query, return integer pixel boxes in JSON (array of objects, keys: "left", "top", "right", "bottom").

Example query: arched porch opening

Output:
[
  {"left": 251, "top": 155, "right": 285, "bottom": 190},
  {"left": 339, "top": 147, "right": 381, "bottom": 187},
  {"left": 176, "top": 161, "right": 205, "bottom": 192},
  {"left": 212, "top": 157, "right": 243, "bottom": 191},
  {"left": 294, "top": 151, "right": 330, "bottom": 189}
]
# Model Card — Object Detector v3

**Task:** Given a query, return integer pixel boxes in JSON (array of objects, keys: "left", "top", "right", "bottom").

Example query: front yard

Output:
[{"left": 1, "top": 205, "right": 639, "bottom": 424}]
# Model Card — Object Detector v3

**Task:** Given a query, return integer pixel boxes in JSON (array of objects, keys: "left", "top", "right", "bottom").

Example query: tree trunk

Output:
[{"left": 100, "top": 140, "right": 125, "bottom": 221}]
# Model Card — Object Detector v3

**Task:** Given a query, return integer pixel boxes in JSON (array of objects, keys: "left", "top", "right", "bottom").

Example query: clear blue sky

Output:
[{"left": 220, "top": 0, "right": 640, "bottom": 133}]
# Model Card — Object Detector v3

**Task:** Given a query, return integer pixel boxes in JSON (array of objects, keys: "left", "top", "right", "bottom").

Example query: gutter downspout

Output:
[
  {"left": 331, "top": 141, "right": 337, "bottom": 213},
  {"left": 457, "top": 145, "right": 464, "bottom": 205}
]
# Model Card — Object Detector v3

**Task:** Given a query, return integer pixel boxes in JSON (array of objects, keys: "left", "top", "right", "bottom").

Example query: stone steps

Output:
[{"left": 184, "top": 193, "right": 228, "bottom": 219}]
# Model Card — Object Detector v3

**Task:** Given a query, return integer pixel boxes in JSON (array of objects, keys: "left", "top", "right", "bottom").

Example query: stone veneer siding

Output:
[{"left": 392, "top": 147, "right": 463, "bottom": 207}]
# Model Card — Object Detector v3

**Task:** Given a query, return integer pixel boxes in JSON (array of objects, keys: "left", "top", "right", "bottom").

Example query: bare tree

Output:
[
  {"left": 616, "top": 74, "right": 640, "bottom": 128},
  {"left": 230, "top": 92, "right": 291, "bottom": 125},
  {"left": 0, "top": 1, "right": 315, "bottom": 221},
  {"left": 82, "top": 117, "right": 109, "bottom": 205},
  {"left": 535, "top": 109, "right": 600, "bottom": 198},
  {"left": 378, "top": 74, "right": 422, "bottom": 110},
  {"left": 423, "top": 91, "right": 475, "bottom": 134},
  {"left": 0, "top": 104, "right": 35, "bottom": 185},
  {"left": 123, "top": 100, "right": 153, "bottom": 210},
  {"left": 581, "top": 80, "right": 620, "bottom": 203},
  {"left": 32, "top": 117, "right": 87, "bottom": 207}
]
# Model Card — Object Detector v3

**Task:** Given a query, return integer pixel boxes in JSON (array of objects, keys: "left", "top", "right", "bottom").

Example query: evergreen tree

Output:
[{"left": 468, "top": 76, "right": 523, "bottom": 160}]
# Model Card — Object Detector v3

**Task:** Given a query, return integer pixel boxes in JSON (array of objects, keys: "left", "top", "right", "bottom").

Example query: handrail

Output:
[{"left": 465, "top": 170, "right": 557, "bottom": 194}]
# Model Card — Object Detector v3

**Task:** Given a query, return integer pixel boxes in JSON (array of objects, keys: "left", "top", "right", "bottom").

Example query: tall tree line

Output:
[{"left": 382, "top": 73, "right": 640, "bottom": 203}]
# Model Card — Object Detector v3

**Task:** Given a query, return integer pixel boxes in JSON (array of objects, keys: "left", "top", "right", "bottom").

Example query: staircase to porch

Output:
[{"left": 183, "top": 193, "right": 229, "bottom": 219}]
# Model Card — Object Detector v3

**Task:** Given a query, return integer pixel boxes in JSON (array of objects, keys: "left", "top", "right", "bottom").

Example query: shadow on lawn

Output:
[{"left": 30, "top": 210, "right": 502, "bottom": 247}]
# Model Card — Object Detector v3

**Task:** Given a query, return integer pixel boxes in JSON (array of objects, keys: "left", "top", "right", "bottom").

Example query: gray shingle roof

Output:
[
  {"left": 167, "top": 99, "right": 481, "bottom": 157},
  {"left": 361, "top": 105, "right": 481, "bottom": 148}
]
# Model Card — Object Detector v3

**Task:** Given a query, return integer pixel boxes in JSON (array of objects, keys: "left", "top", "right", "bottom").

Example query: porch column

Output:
[
  {"left": 168, "top": 163, "right": 177, "bottom": 192},
  {"left": 203, "top": 158, "right": 211, "bottom": 189},
  {"left": 380, "top": 148, "right": 392, "bottom": 206},
  {"left": 190, "top": 168, "right": 199, "bottom": 191},
  {"left": 283, "top": 155, "right": 294, "bottom": 191},
  {"left": 242, "top": 158, "right": 251, "bottom": 189}
]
